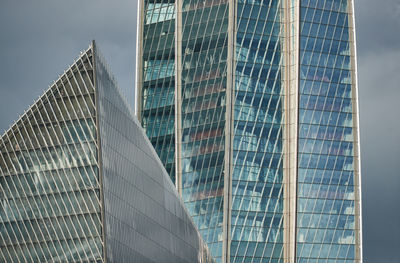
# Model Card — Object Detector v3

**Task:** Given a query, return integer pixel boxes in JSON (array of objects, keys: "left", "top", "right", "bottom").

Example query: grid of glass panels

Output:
[
  {"left": 140, "top": 0, "right": 177, "bottom": 183},
  {"left": 0, "top": 48, "right": 103, "bottom": 262},
  {"left": 231, "top": 1, "right": 285, "bottom": 262},
  {"left": 180, "top": 0, "right": 229, "bottom": 261},
  {"left": 297, "top": 0, "right": 357, "bottom": 261}
]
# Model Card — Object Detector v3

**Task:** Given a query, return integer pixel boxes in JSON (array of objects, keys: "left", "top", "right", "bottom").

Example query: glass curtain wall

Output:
[
  {"left": 231, "top": 0, "right": 285, "bottom": 262},
  {"left": 180, "top": 0, "right": 229, "bottom": 261},
  {"left": 141, "top": 0, "right": 177, "bottom": 183},
  {"left": 296, "top": 0, "right": 357, "bottom": 261}
]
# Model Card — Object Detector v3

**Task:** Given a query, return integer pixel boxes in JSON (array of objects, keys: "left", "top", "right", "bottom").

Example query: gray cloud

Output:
[
  {"left": 355, "top": 0, "right": 400, "bottom": 54},
  {"left": 355, "top": 0, "right": 400, "bottom": 261},
  {"left": 358, "top": 49, "right": 400, "bottom": 263},
  {"left": 0, "top": 0, "right": 137, "bottom": 133},
  {"left": 0, "top": 0, "right": 399, "bottom": 262}
]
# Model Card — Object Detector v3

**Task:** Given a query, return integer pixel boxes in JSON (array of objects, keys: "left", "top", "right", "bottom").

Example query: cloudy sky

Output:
[{"left": 0, "top": 1, "right": 399, "bottom": 262}]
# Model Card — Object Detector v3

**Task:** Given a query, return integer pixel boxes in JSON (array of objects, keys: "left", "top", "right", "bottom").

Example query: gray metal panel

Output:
[{"left": 94, "top": 45, "right": 213, "bottom": 263}]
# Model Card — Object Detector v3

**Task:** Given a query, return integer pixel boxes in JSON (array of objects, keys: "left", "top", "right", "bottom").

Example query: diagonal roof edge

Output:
[{"left": 0, "top": 43, "right": 94, "bottom": 140}]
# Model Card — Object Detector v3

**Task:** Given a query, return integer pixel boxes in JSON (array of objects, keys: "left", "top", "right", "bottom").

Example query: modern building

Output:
[
  {"left": 136, "top": 0, "right": 362, "bottom": 262},
  {"left": 0, "top": 42, "right": 214, "bottom": 263}
]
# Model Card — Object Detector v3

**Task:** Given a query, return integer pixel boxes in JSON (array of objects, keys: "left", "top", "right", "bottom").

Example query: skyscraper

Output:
[
  {"left": 0, "top": 42, "right": 213, "bottom": 263},
  {"left": 136, "top": 0, "right": 362, "bottom": 262}
]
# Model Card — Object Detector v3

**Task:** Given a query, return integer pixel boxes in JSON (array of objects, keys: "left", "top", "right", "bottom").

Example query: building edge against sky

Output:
[
  {"left": 0, "top": 41, "right": 214, "bottom": 262},
  {"left": 136, "top": 0, "right": 362, "bottom": 262}
]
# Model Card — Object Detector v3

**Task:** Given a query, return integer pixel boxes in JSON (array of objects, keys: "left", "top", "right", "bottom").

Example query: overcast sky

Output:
[{"left": 0, "top": 1, "right": 399, "bottom": 262}]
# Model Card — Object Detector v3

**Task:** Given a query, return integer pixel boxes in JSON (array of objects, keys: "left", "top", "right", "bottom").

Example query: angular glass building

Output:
[
  {"left": 136, "top": 0, "right": 362, "bottom": 262},
  {"left": 0, "top": 42, "right": 214, "bottom": 263}
]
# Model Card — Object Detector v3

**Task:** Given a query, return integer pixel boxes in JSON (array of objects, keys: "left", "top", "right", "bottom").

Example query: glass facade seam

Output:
[
  {"left": 175, "top": 0, "right": 184, "bottom": 195},
  {"left": 222, "top": 0, "right": 235, "bottom": 261},
  {"left": 284, "top": 0, "right": 302, "bottom": 261},
  {"left": 348, "top": 0, "right": 362, "bottom": 260}
]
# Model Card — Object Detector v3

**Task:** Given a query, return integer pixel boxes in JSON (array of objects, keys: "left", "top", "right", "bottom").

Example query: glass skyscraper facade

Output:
[
  {"left": 296, "top": 1, "right": 360, "bottom": 261},
  {"left": 0, "top": 42, "right": 214, "bottom": 263},
  {"left": 137, "top": 0, "right": 362, "bottom": 262},
  {"left": 231, "top": 1, "right": 284, "bottom": 262},
  {"left": 138, "top": 0, "right": 177, "bottom": 183}
]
